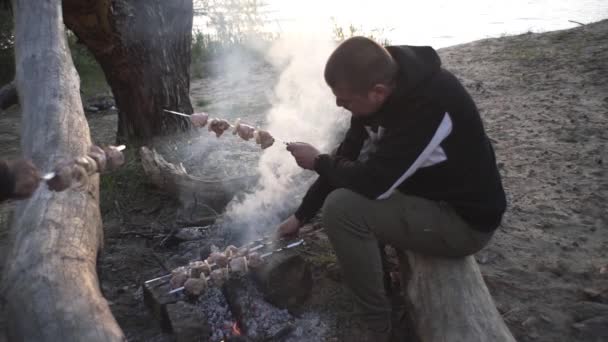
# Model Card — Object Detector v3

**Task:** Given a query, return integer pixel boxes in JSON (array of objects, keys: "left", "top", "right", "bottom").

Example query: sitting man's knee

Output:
[{"left": 322, "top": 188, "right": 361, "bottom": 225}]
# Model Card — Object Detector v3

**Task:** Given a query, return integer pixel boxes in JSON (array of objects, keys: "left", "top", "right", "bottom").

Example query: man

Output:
[
  {"left": 0, "top": 158, "right": 41, "bottom": 201},
  {"left": 278, "top": 36, "right": 506, "bottom": 340}
]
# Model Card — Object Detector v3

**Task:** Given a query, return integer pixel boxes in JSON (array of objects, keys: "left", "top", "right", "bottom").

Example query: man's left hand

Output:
[{"left": 286, "top": 142, "right": 321, "bottom": 170}]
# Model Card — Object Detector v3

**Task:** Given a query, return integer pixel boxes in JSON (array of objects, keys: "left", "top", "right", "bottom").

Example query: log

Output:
[
  {"left": 223, "top": 277, "right": 295, "bottom": 341},
  {"left": 0, "top": 80, "right": 17, "bottom": 110},
  {"left": 165, "top": 301, "right": 210, "bottom": 342},
  {"left": 2, "top": 0, "right": 124, "bottom": 341},
  {"left": 140, "top": 146, "right": 257, "bottom": 211},
  {"left": 402, "top": 253, "right": 516, "bottom": 342},
  {"left": 251, "top": 249, "right": 312, "bottom": 310}
]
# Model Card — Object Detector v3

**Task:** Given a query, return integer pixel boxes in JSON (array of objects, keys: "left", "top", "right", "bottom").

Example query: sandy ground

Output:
[{"left": 0, "top": 20, "right": 606, "bottom": 341}]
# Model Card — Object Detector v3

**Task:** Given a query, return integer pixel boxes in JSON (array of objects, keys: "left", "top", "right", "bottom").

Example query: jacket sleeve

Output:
[
  {"left": 0, "top": 160, "right": 15, "bottom": 202},
  {"left": 313, "top": 110, "right": 450, "bottom": 200},
  {"left": 294, "top": 118, "right": 367, "bottom": 222}
]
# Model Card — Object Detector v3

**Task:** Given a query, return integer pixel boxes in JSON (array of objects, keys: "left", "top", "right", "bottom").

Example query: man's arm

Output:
[
  {"left": 314, "top": 110, "right": 450, "bottom": 199},
  {"left": 293, "top": 117, "right": 367, "bottom": 223}
]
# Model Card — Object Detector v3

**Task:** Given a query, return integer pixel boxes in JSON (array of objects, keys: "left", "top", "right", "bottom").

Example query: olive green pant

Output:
[{"left": 322, "top": 188, "right": 493, "bottom": 333}]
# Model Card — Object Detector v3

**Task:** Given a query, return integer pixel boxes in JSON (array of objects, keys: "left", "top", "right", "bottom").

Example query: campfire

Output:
[{"left": 143, "top": 234, "right": 313, "bottom": 341}]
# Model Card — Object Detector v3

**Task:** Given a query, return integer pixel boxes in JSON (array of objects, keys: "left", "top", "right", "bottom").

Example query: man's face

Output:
[{"left": 331, "top": 85, "right": 390, "bottom": 117}]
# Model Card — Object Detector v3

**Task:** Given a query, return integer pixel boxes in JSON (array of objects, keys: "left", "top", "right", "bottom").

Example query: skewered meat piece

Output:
[
  {"left": 224, "top": 245, "right": 239, "bottom": 258},
  {"left": 209, "top": 268, "right": 230, "bottom": 286},
  {"left": 46, "top": 161, "right": 74, "bottom": 192},
  {"left": 207, "top": 252, "right": 229, "bottom": 268},
  {"left": 254, "top": 130, "right": 275, "bottom": 149},
  {"left": 170, "top": 267, "right": 189, "bottom": 289},
  {"left": 236, "top": 246, "right": 249, "bottom": 257},
  {"left": 103, "top": 145, "right": 125, "bottom": 171},
  {"left": 88, "top": 146, "right": 107, "bottom": 173},
  {"left": 190, "top": 112, "right": 209, "bottom": 128},
  {"left": 247, "top": 252, "right": 263, "bottom": 268},
  {"left": 184, "top": 277, "right": 208, "bottom": 296},
  {"left": 70, "top": 164, "right": 89, "bottom": 190},
  {"left": 208, "top": 118, "right": 232, "bottom": 137},
  {"left": 74, "top": 155, "right": 98, "bottom": 175},
  {"left": 232, "top": 119, "right": 256, "bottom": 141},
  {"left": 189, "top": 261, "right": 211, "bottom": 278},
  {"left": 229, "top": 256, "right": 248, "bottom": 275}
]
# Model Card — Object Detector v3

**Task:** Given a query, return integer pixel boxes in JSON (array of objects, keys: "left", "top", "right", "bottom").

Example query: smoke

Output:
[{"left": 222, "top": 33, "right": 349, "bottom": 237}]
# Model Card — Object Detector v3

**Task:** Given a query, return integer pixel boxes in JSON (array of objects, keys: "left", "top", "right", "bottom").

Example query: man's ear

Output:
[{"left": 369, "top": 84, "right": 391, "bottom": 102}]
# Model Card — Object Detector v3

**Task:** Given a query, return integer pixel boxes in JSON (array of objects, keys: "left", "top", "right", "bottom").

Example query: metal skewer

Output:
[
  {"left": 40, "top": 145, "right": 127, "bottom": 182},
  {"left": 163, "top": 109, "right": 191, "bottom": 118},
  {"left": 164, "top": 109, "right": 289, "bottom": 145},
  {"left": 166, "top": 238, "right": 305, "bottom": 295}
]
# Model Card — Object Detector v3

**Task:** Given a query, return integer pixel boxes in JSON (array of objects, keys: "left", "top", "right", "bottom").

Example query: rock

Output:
[
  {"left": 568, "top": 301, "right": 608, "bottom": 321},
  {"left": 174, "top": 226, "right": 208, "bottom": 241},
  {"left": 166, "top": 301, "right": 210, "bottom": 342},
  {"left": 326, "top": 262, "right": 342, "bottom": 282},
  {"left": 583, "top": 288, "right": 608, "bottom": 304},
  {"left": 84, "top": 105, "right": 99, "bottom": 113},
  {"left": 572, "top": 316, "right": 608, "bottom": 340}
]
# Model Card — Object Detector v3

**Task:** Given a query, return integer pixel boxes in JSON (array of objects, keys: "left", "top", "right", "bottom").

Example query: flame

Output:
[{"left": 232, "top": 322, "right": 242, "bottom": 336}]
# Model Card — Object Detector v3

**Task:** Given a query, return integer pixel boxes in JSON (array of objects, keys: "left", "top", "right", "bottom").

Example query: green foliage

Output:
[
  {"left": 99, "top": 147, "right": 148, "bottom": 215},
  {"left": 190, "top": 0, "right": 277, "bottom": 78},
  {"left": 331, "top": 17, "right": 393, "bottom": 46}
]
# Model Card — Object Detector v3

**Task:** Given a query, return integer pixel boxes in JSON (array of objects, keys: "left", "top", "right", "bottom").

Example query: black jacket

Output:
[{"left": 295, "top": 45, "right": 506, "bottom": 232}]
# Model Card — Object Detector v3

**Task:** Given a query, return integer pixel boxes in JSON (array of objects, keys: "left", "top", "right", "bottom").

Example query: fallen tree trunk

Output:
[
  {"left": 0, "top": 80, "right": 17, "bottom": 110},
  {"left": 2, "top": 0, "right": 124, "bottom": 341},
  {"left": 402, "top": 253, "right": 516, "bottom": 342},
  {"left": 140, "top": 146, "right": 257, "bottom": 211}
]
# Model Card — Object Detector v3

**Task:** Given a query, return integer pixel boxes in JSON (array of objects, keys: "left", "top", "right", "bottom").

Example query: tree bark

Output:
[
  {"left": 63, "top": 0, "right": 194, "bottom": 144},
  {"left": 401, "top": 253, "right": 516, "bottom": 342},
  {"left": 0, "top": 80, "right": 17, "bottom": 110},
  {"left": 2, "top": 0, "right": 124, "bottom": 341}
]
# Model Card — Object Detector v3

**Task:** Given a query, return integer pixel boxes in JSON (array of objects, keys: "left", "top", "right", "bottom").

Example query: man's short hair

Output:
[{"left": 324, "top": 36, "right": 398, "bottom": 93}]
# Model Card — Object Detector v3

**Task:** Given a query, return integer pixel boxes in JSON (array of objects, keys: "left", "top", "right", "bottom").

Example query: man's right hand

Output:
[
  {"left": 276, "top": 214, "right": 303, "bottom": 238},
  {"left": 9, "top": 159, "right": 41, "bottom": 199}
]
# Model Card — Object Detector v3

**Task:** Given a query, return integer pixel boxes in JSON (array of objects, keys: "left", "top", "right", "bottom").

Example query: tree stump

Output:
[
  {"left": 401, "top": 252, "right": 516, "bottom": 342},
  {"left": 2, "top": 0, "right": 124, "bottom": 341}
]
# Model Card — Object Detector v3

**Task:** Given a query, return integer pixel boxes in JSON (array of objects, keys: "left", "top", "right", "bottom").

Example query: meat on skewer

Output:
[
  {"left": 184, "top": 277, "right": 208, "bottom": 296},
  {"left": 254, "top": 129, "right": 275, "bottom": 149},
  {"left": 208, "top": 118, "right": 232, "bottom": 137},
  {"left": 103, "top": 145, "right": 125, "bottom": 171},
  {"left": 229, "top": 256, "right": 248, "bottom": 275},
  {"left": 207, "top": 252, "right": 229, "bottom": 268},
  {"left": 232, "top": 119, "right": 256, "bottom": 141},
  {"left": 190, "top": 112, "right": 209, "bottom": 128},
  {"left": 46, "top": 161, "right": 76, "bottom": 192},
  {"left": 189, "top": 260, "right": 211, "bottom": 278},
  {"left": 170, "top": 267, "right": 189, "bottom": 289},
  {"left": 46, "top": 145, "right": 126, "bottom": 192}
]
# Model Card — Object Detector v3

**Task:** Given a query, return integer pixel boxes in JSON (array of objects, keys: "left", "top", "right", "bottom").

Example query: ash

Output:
[
  {"left": 197, "top": 287, "right": 235, "bottom": 342},
  {"left": 232, "top": 278, "right": 294, "bottom": 340},
  {"left": 286, "top": 313, "right": 330, "bottom": 342}
]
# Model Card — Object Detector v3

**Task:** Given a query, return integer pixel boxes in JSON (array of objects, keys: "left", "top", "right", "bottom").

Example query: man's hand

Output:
[
  {"left": 286, "top": 142, "right": 321, "bottom": 170},
  {"left": 9, "top": 159, "right": 41, "bottom": 199},
  {"left": 276, "top": 214, "right": 303, "bottom": 238}
]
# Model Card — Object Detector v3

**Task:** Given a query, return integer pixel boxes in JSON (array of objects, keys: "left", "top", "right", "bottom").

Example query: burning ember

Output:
[{"left": 231, "top": 321, "right": 242, "bottom": 336}]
